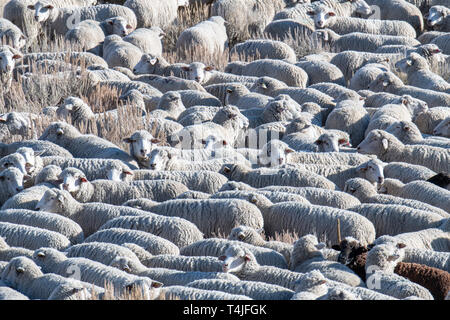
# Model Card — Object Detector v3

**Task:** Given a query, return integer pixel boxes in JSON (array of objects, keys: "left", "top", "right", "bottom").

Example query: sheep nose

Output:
[
  {"left": 16, "top": 187, "right": 23, "bottom": 192},
  {"left": 378, "top": 177, "right": 384, "bottom": 183},
  {"left": 140, "top": 149, "right": 147, "bottom": 155},
  {"left": 133, "top": 68, "right": 137, "bottom": 73},
  {"left": 195, "top": 77, "right": 201, "bottom": 82}
]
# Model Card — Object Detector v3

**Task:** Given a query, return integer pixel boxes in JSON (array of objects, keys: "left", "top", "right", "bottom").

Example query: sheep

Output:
[
  {"left": 430, "top": 34, "right": 450, "bottom": 55},
  {"left": 39, "top": 122, "right": 138, "bottom": 169},
  {"left": 425, "top": 5, "right": 450, "bottom": 32},
  {"left": 223, "top": 83, "right": 271, "bottom": 110},
  {"left": 357, "top": 130, "right": 449, "bottom": 174},
  {"left": 65, "top": 242, "right": 143, "bottom": 267},
  {"left": 187, "top": 279, "right": 294, "bottom": 300},
  {"left": 98, "top": 213, "right": 203, "bottom": 249},
  {"left": 230, "top": 39, "right": 297, "bottom": 63},
  {"left": 383, "top": 162, "right": 437, "bottom": 184},
  {"left": 21, "top": 51, "right": 108, "bottom": 68},
  {"left": 433, "top": 117, "right": 450, "bottom": 138},
  {"left": 0, "top": 221, "right": 71, "bottom": 250},
  {"left": 0, "top": 140, "right": 73, "bottom": 159},
  {"left": 176, "top": 191, "right": 210, "bottom": 200},
  {"left": 122, "top": 130, "right": 159, "bottom": 168},
  {"left": 263, "top": 201, "right": 376, "bottom": 246},
  {"left": 1, "top": 256, "right": 104, "bottom": 300},
  {"left": 368, "top": 72, "right": 450, "bottom": 108},
  {"left": 347, "top": 204, "right": 445, "bottom": 236},
  {"left": 283, "top": 131, "right": 349, "bottom": 153},
  {"left": 181, "top": 62, "right": 259, "bottom": 86},
  {"left": 0, "top": 236, "right": 34, "bottom": 262},
  {"left": 0, "top": 112, "right": 37, "bottom": 141},
  {"left": 28, "top": 2, "right": 138, "bottom": 36},
  {"left": 343, "top": 178, "right": 448, "bottom": 217},
  {"left": 153, "top": 91, "right": 185, "bottom": 120},
  {"left": 32, "top": 248, "right": 162, "bottom": 298},
  {"left": 0, "top": 209, "right": 84, "bottom": 244},
  {"left": 381, "top": 180, "right": 450, "bottom": 214},
  {"left": 0, "top": 152, "right": 27, "bottom": 175},
  {"left": 211, "top": 0, "right": 287, "bottom": 38},
  {"left": 157, "top": 285, "right": 251, "bottom": 300},
  {"left": 395, "top": 53, "right": 450, "bottom": 93},
  {"left": 0, "top": 167, "right": 25, "bottom": 207},
  {"left": 311, "top": 5, "right": 417, "bottom": 38},
  {"left": 386, "top": 121, "right": 450, "bottom": 149},
  {"left": 365, "top": 244, "right": 435, "bottom": 300},
  {"left": 250, "top": 76, "right": 336, "bottom": 110},
  {"left": 3, "top": 0, "right": 40, "bottom": 40},
  {"left": 134, "top": 74, "right": 205, "bottom": 94},
  {"left": 111, "top": 256, "right": 240, "bottom": 287},
  {"left": 0, "top": 45, "right": 22, "bottom": 90},
  {"left": 414, "top": 107, "right": 450, "bottom": 135},
  {"left": 123, "top": 198, "right": 264, "bottom": 237},
  {"left": 0, "top": 285, "right": 29, "bottom": 300},
  {"left": 180, "top": 238, "right": 288, "bottom": 269},
  {"left": 219, "top": 244, "right": 305, "bottom": 290},
  {"left": 123, "top": 27, "right": 163, "bottom": 56},
  {"left": 121, "top": 170, "right": 228, "bottom": 194},
  {"left": 227, "top": 226, "right": 292, "bottom": 265},
  {"left": 312, "top": 28, "right": 420, "bottom": 54},
  {"left": 220, "top": 164, "right": 337, "bottom": 191},
  {"left": 295, "top": 59, "right": 345, "bottom": 86},
  {"left": 290, "top": 235, "right": 340, "bottom": 272},
  {"left": 102, "top": 34, "right": 142, "bottom": 70},
  {"left": 64, "top": 17, "right": 134, "bottom": 56},
  {"left": 324, "top": 100, "right": 369, "bottom": 146},
  {"left": 132, "top": 54, "right": 189, "bottom": 77},
  {"left": 124, "top": 0, "right": 187, "bottom": 29},
  {"left": 139, "top": 255, "right": 223, "bottom": 273},
  {"left": 225, "top": 59, "right": 308, "bottom": 88},
  {"left": 364, "top": 0, "right": 424, "bottom": 32},
  {"left": 295, "top": 159, "right": 385, "bottom": 190},
  {"left": 263, "top": 18, "right": 315, "bottom": 51},
  {"left": 349, "top": 62, "right": 390, "bottom": 91},
  {"left": 0, "top": 18, "right": 27, "bottom": 49},
  {"left": 84, "top": 227, "right": 179, "bottom": 256},
  {"left": 176, "top": 16, "right": 228, "bottom": 61}
]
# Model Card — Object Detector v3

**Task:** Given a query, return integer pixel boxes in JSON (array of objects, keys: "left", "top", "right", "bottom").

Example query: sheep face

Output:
[
  {"left": 0, "top": 167, "right": 24, "bottom": 196},
  {"left": 425, "top": 6, "right": 448, "bottom": 28},
  {"left": 0, "top": 48, "right": 21, "bottom": 77},
  {"left": 28, "top": 1, "right": 54, "bottom": 23},
  {"left": 39, "top": 122, "right": 80, "bottom": 142},
  {"left": 310, "top": 6, "right": 336, "bottom": 29},
  {"left": 1, "top": 257, "right": 43, "bottom": 289},
  {"left": 315, "top": 132, "right": 341, "bottom": 152},
  {"left": 202, "top": 135, "right": 229, "bottom": 150},
  {"left": 0, "top": 153, "right": 27, "bottom": 176},
  {"left": 357, "top": 130, "right": 388, "bottom": 156},
  {"left": 16, "top": 147, "right": 42, "bottom": 175},
  {"left": 59, "top": 168, "right": 87, "bottom": 194},
  {"left": 293, "top": 270, "right": 328, "bottom": 292},
  {"left": 262, "top": 98, "right": 302, "bottom": 123},
  {"left": 106, "top": 17, "right": 133, "bottom": 37},
  {"left": 259, "top": 140, "right": 294, "bottom": 167},
  {"left": 36, "top": 189, "right": 69, "bottom": 213},
  {"left": 337, "top": 237, "right": 365, "bottom": 265},
  {"left": 147, "top": 148, "right": 179, "bottom": 171},
  {"left": 123, "top": 130, "right": 159, "bottom": 162},
  {"left": 133, "top": 54, "right": 159, "bottom": 75},
  {"left": 218, "top": 246, "right": 251, "bottom": 273},
  {"left": 1, "top": 30, "right": 26, "bottom": 50},
  {"left": 104, "top": 163, "right": 133, "bottom": 182},
  {"left": 250, "top": 77, "right": 284, "bottom": 95},
  {"left": 343, "top": 178, "right": 376, "bottom": 199},
  {"left": 183, "top": 62, "right": 213, "bottom": 84},
  {"left": 368, "top": 72, "right": 399, "bottom": 92},
  {"left": 401, "top": 95, "right": 428, "bottom": 120},
  {"left": 358, "top": 159, "right": 385, "bottom": 185},
  {"left": 433, "top": 117, "right": 450, "bottom": 137},
  {"left": 366, "top": 243, "right": 405, "bottom": 274}
]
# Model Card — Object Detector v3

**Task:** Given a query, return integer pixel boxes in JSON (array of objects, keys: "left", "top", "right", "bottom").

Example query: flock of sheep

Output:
[{"left": 0, "top": 0, "right": 449, "bottom": 301}]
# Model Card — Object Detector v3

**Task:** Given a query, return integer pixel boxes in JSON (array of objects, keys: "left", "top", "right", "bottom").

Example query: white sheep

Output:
[
  {"left": 0, "top": 45, "right": 22, "bottom": 90},
  {"left": 124, "top": 198, "right": 264, "bottom": 237},
  {"left": 383, "top": 162, "right": 436, "bottom": 184},
  {"left": 102, "top": 34, "right": 142, "bottom": 70},
  {"left": 0, "top": 236, "right": 34, "bottom": 262},
  {"left": 84, "top": 227, "right": 179, "bottom": 256},
  {"left": 0, "top": 18, "right": 27, "bottom": 49},
  {"left": 230, "top": 39, "right": 297, "bottom": 63},
  {"left": 176, "top": 16, "right": 228, "bottom": 61},
  {"left": 414, "top": 107, "right": 450, "bottom": 135},
  {"left": 180, "top": 238, "right": 288, "bottom": 269},
  {"left": 124, "top": 0, "right": 187, "bottom": 29},
  {"left": 433, "top": 117, "right": 450, "bottom": 138},
  {"left": 295, "top": 59, "right": 345, "bottom": 86},
  {"left": 122, "top": 130, "right": 159, "bottom": 168},
  {"left": 0, "top": 167, "right": 25, "bottom": 207},
  {"left": 385, "top": 121, "right": 450, "bottom": 149},
  {"left": 158, "top": 285, "right": 251, "bottom": 300},
  {"left": 357, "top": 129, "right": 449, "bottom": 174},
  {"left": 123, "top": 27, "right": 163, "bottom": 56},
  {"left": 425, "top": 5, "right": 450, "bottom": 32}
]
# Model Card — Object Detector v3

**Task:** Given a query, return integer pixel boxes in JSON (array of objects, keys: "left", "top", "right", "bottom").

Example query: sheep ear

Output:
[
  {"left": 406, "top": 59, "right": 412, "bottom": 66},
  {"left": 57, "top": 193, "right": 65, "bottom": 202},
  {"left": 249, "top": 195, "right": 258, "bottom": 204},
  {"left": 16, "top": 267, "right": 25, "bottom": 273},
  {"left": 387, "top": 254, "right": 399, "bottom": 261},
  {"left": 338, "top": 139, "right": 350, "bottom": 146},
  {"left": 123, "top": 170, "right": 133, "bottom": 176},
  {"left": 223, "top": 166, "right": 231, "bottom": 173},
  {"left": 79, "top": 177, "right": 88, "bottom": 183},
  {"left": 285, "top": 148, "right": 294, "bottom": 154},
  {"left": 157, "top": 31, "right": 165, "bottom": 39},
  {"left": 256, "top": 228, "right": 264, "bottom": 234},
  {"left": 401, "top": 98, "right": 408, "bottom": 106},
  {"left": 126, "top": 24, "right": 133, "bottom": 30},
  {"left": 307, "top": 10, "right": 315, "bottom": 15},
  {"left": 357, "top": 163, "right": 368, "bottom": 172},
  {"left": 107, "top": 20, "right": 114, "bottom": 25},
  {"left": 244, "top": 254, "right": 251, "bottom": 261},
  {"left": 381, "top": 138, "right": 389, "bottom": 150},
  {"left": 27, "top": 5, "right": 35, "bottom": 9},
  {"left": 315, "top": 243, "right": 326, "bottom": 250},
  {"left": 222, "top": 140, "right": 228, "bottom": 146},
  {"left": 182, "top": 66, "right": 190, "bottom": 71},
  {"left": 218, "top": 255, "right": 226, "bottom": 261},
  {"left": 46, "top": 4, "right": 54, "bottom": 9},
  {"left": 318, "top": 280, "right": 327, "bottom": 285},
  {"left": 37, "top": 251, "right": 45, "bottom": 258},
  {"left": 397, "top": 243, "right": 406, "bottom": 249},
  {"left": 204, "top": 66, "right": 214, "bottom": 71},
  {"left": 12, "top": 54, "right": 22, "bottom": 60},
  {"left": 150, "top": 138, "right": 160, "bottom": 144},
  {"left": 151, "top": 281, "right": 163, "bottom": 288},
  {"left": 149, "top": 58, "right": 158, "bottom": 65},
  {"left": 431, "top": 48, "right": 440, "bottom": 54},
  {"left": 382, "top": 80, "right": 389, "bottom": 87},
  {"left": 122, "top": 138, "right": 134, "bottom": 144},
  {"left": 328, "top": 11, "right": 336, "bottom": 16}
]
